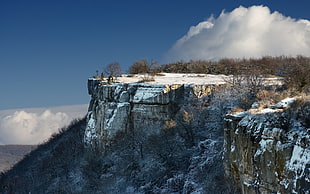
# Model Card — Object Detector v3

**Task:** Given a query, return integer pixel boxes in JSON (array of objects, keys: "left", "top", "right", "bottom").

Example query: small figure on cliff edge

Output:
[{"left": 107, "top": 75, "right": 114, "bottom": 85}]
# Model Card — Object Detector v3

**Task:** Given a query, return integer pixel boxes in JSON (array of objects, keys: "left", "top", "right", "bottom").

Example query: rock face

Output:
[
  {"left": 85, "top": 77, "right": 310, "bottom": 193},
  {"left": 224, "top": 101, "right": 310, "bottom": 194},
  {"left": 84, "top": 79, "right": 220, "bottom": 147}
]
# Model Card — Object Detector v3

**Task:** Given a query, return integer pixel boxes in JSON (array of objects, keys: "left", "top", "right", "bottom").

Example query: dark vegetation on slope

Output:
[{"left": 0, "top": 118, "right": 87, "bottom": 193}]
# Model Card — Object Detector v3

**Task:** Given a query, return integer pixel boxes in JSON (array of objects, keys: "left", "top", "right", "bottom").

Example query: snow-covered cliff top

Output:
[
  {"left": 90, "top": 73, "right": 282, "bottom": 86},
  {"left": 118, "top": 73, "right": 228, "bottom": 85},
  {"left": 228, "top": 97, "right": 299, "bottom": 118}
]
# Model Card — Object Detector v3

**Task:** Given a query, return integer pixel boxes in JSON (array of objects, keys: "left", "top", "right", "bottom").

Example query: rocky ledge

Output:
[{"left": 224, "top": 98, "right": 310, "bottom": 194}]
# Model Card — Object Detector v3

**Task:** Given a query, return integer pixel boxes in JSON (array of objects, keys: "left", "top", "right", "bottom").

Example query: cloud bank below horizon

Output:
[
  {"left": 0, "top": 105, "right": 88, "bottom": 145},
  {"left": 165, "top": 5, "right": 310, "bottom": 62}
]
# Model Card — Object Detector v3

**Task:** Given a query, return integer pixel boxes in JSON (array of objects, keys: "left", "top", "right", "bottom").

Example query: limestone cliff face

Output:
[
  {"left": 84, "top": 77, "right": 310, "bottom": 193},
  {"left": 84, "top": 79, "right": 220, "bottom": 147},
  {"left": 224, "top": 102, "right": 310, "bottom": 194}
]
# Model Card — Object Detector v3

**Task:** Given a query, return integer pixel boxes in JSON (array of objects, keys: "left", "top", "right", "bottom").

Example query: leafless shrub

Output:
[
  {"left": 244, "top": 71, "right": 264, "bottom": 95},
  {"left": 104, "top": 62, "right": 122, "bottom": 77},
  {"left": 223, "top": 74, "right": 245, "bottom": 88},
  {"left": 139, "top": 74, "right": 155, "bottom": 82}
]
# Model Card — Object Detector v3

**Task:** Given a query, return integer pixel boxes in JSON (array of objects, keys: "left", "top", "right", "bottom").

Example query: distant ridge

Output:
[{"left": 0, "top": 145, "right": 36, "bottom": 173}]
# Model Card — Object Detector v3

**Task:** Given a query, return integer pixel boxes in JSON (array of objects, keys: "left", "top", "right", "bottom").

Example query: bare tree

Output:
[
  {"left": 244, "top": 70, "right": 264, "bottom": 95},
  {"left": 104, "top": 62, "right": 122, "bottom": 84},
  {"left": 224, "top": 74, "right": 245, "bottom": 89},
  {"left": 129, "top": 59, "right": 150, "bottom": 74},
  {"left": 104, "top": 62, "right": 122, "bottom": 77}
]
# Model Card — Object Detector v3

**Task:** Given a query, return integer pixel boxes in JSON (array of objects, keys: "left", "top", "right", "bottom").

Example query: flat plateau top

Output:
[
  {"left": 117, "top": 73, "right": 228, "bottom": 85},
  {"left": 91, "top": 73, "right": 282, "bottom": 85}
]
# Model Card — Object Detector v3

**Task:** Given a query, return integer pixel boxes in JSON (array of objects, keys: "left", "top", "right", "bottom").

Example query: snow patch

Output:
[
  {"left": 243, "top": 181, "right": 253, "bottom": 187},
  {"left": 133, "top": 87, "right": 167, "bottom": 103},
  {"left": 231, "top": 145, "right": 236, "bottom": 152},
  {"left": 84, "top": 112, "right": 97, "bottom": 145},
  {"left": 255, "top": 138, "right": 274, "bottom": 159},
  {"left": 232, "top": 111, "right": 248, "bottom": 118},
  {"left": 257, "top": 108, "right": 279, "bottom": 114},
  {"left": 287, "top": 145, "right": 310, "bottom": 177},
  {"left": 260, "top": 139, "right": 274, "bottom": 152},
  {"left": 94, "top": 73, "right": 230, "bottom": 85},
  {"left": 269, "top": 97, "right": 298, "bottom": 109}
]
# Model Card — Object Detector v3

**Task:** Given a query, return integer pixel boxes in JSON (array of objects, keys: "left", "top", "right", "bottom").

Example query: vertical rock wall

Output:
[
  {"left": 224, "top": 107, "right": 310, "bottom": 194},
  {"left": 84, "top": 79, "right": 220, "bottom": 148}
]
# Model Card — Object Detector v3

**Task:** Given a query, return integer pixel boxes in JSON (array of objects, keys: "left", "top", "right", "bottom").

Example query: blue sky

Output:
[{"left": 1, "top": 0, "right": 310, "bottom": 110}]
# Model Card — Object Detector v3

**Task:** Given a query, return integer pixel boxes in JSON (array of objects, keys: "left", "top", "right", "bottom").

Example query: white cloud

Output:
[
  {"left": 165, "top": 5, "right": 310, "bottom": 62},
  {"left": 0, "top": 105, "right": 88, "bottom": 145}
]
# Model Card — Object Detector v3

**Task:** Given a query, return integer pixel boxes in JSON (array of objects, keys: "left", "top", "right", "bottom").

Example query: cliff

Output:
[
  {"left": 80, "top": 74, "right": 239, "bottom": 193},
  {"left": 224, "top": 98, "right": 310, "bottom": 194},
  {"left": 85, "top": 74, "right": 310, "bottom": 193},
  {"left": 3, "top": 73, "right": 308, "bottom": 193},
  {"left": 85, "top": 76, "right": 224, "bottom": 147}
]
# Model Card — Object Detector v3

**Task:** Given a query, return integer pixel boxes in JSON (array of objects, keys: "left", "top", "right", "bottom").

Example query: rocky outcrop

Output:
[
  {"left": 84, "top": 79, "right": 222, "bottom": 148},
  {"left": 224, "top": 100, "right": 310, "bottom": 194},
  {"left": 85, "top": 77, "right": 310, "bottom": 193}
]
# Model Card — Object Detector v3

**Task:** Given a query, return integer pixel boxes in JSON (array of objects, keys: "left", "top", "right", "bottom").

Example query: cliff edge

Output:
[{"left": 224, "top": 98, "right": 310, "bottom": 194}]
